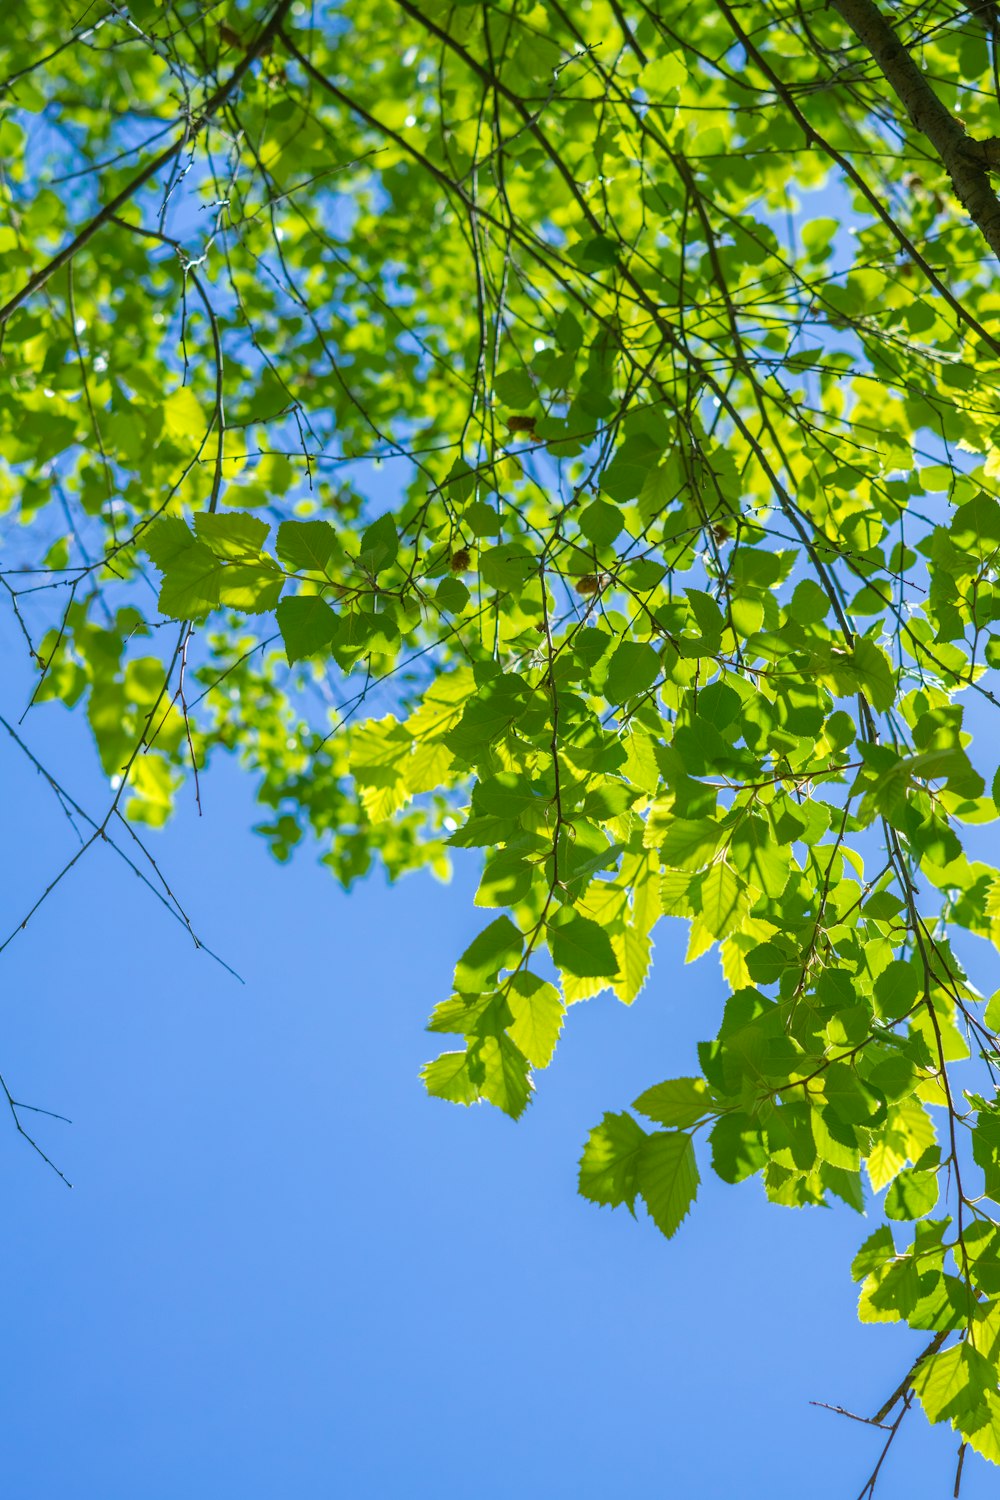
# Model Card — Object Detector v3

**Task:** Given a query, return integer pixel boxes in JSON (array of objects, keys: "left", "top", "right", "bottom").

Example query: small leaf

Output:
[
  {"left": 578, "top": 1112, "right": 647, "bottom": 1210},
  {"left": 699, "top": 860, "right": 748, "bottom": 940},
  {"left": 421, "top": 1049, "right": 479, "bottom": 1105},
  {"left": 493, "top": 368, "right": 536, "bottom": 408},
  {"left": 696, "top": 680, "right": 740, "bottom": 729},
  {"left": 479, "top": 1034, "right": 532, "bottom": 1118},
  {"left": 162, "top": 385, "right": 206, "bottom": 440},
  {"left": 636, "top": 1131, "right": 699, "bottom": 1238},
  {"left": 985, "top": 989, "right": 1000, "bottom": 1032},
  {"left": 850, "top": 638, "right": 896, "bottom": 713},
  {"left": 479, "top": 541, "right": 534, "bottom": 591},
  {"left": 851, "top": 1225, "right": 896, "bottom": 1281},
  {"left": 359, "top": 513, "right": 398, "bottom": 575},
  {"left": 507, "top": 972, "right": 564, "bottom": 1068},
  {"left": 710, "top": 1111, "right": 767, "bottom": 1184},
  {"left": 613, "top": 923, "right": 652, "bottom": 1004},
  {"left": 633, "top": 1077, "right": 712, "bottom": 1128}
]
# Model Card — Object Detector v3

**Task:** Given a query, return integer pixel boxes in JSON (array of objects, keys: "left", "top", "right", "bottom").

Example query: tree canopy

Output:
[{"left": 8, "top": 0, "right": 1000, "bottom": 1483}]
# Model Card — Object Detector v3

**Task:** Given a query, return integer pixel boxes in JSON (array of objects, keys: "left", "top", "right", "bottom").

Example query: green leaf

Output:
[
  {"left": 729, "top": 816, "right": 790, "bottom": 898},
  {"left": 685, "top": 589, "right": 724, "bottom": 640},
  {"left": 849, "top": 638, "right": 896, "bottom": 713},
  {"left": 863, "top": 890, "right": 904, "bottom": 920},
  {"left": 157, "top": 543, "right": 221, "bottom": 619},
  {"left": 604, "top": 641, "right": 659, "bottom": 703},
  {"left": 579, "top": 499, "right": 623, "bottom": 546},
  {"left": 600, "top": 435, "right": 659, "bottom": 501},
  {"left": 479, "top": 541, "right": 534, "bottom": 591},
  {"left": 427, "top": 991, "right": 506, "bottom": 1038},
  {"left": 479, "top": 1034, "right": 532, "bottom": 1118},
  {"left": 453, "top": 916, "right": 523, "bottom": 992},
  {"left": 507, "top": 972, "right": 564, "bottom": 1067},
  {"left": 162, "top": 385, "right": 205, "bottom": 440},
  {"left": 658, "top": 817, "right": 724, "bottom": 871},
  {"left": 885, "top": 1168, "right": 939, "bottom": 1220},
  {"left": 952, "top": 494, "right": 1000, "bottom": 563},
  {"left": 421, "top": 1049, "right": 479, "bottom": 1105},
  {"left": 633, "top": 1077, "right": 712, "bottom": 1128},
  {"left": 358, "top": 513, "right": 398, "bottom": 575},
  {"left": 475, "top": 848, "right": 534, "bottom": 909},
  {"left": 579, "top": 233, "right": 619, "bottom": 268},
  {"left": 636, "top": 1131, "right": 699, "bottom": 1238},
  {"left": 494, "top": 368, "right": 536, "bottom": 407},
  {"left": 143, "top": 516, "right": 196, "bottom": 568},
  {"left": 985, "top": 990, "right": 1000, "bottom": 1032},
  {"left": 435, "top": 576, "right": 470, "bottom": 615},
  {"left": 276, "top": 519, "right": 341, "bottom": 574},
  {"left": 445, "top": 673, "right": 528, "bottom": 760},
  {"left": 613, "top": 923, "right": 652, "bottom": 1004},
  {"left": 699, "top": 861, "right": 748, "bottom": 939},
  {"left": 875, "top": 961, "right": 921, "bottom": 1020},
  {"left": 851, "top": 1225, "right": 896, "bottom": 1281},
  {"left": 962, "top": 1391, "right": 1000, "bottom": 1464},
  {"left": 696, "top": 681, "right": 740, "bottom": 729},
  {"left": 218, "top": 563, "right": 284, "bottom": 614},
  {"left": 548, "top": 913, "right": 619, "bottom": 979},
  {"left": 823, "top": 1063, "right": 880, "bottom": 1126},
  {"left": 710, "top": 1112, "right": 767, "bottom": 1184},
  {"left": 912, "top": 1340, "right": 992, "bottom": 1426},
  {"left": 578, "top": 1112, "right": 647, "bottom": 1210},
  {"left": 193, "top": 511, "right": 269, "bottom": 559},
  {"left": 276, "top": 596, "right": 340, "bottom": 664}
]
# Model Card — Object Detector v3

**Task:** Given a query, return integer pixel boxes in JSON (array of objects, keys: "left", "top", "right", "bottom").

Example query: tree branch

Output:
[
  {"left": 828, "top": 0, "right": 1000, "bottom": 260},
  {"left": 0, "top": 0, "right": 293, "bottom": 329}
]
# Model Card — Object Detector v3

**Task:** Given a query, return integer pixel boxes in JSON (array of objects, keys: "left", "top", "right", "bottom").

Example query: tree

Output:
[{"left": 5, "top": 0, "right": 1000, "bottom": 1483}]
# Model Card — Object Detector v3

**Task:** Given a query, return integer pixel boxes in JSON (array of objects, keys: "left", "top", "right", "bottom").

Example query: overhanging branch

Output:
[{"left": 828, "top": 0, "right": 1000, "bottom": 261}]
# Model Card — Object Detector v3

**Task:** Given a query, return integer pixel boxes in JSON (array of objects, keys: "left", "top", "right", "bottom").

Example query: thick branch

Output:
[
  {"left": 828, "top": 0, "right": 1000, "bottom": 261},
  {"left": 716, "top": 0, "right": 1000, "bottom": 351},
  {"left": 0, "top": 0, "right": 293, "bottom": 328}
]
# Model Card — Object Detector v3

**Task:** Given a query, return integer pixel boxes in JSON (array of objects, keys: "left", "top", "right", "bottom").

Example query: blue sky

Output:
[{"left": 0, "top": 667, "right": 995, "bottom": 1499}]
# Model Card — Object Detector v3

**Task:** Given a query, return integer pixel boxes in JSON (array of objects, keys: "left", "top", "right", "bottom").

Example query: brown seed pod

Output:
[
  {"left": 576, "top": 573, "right": 599, "bottom": 595},
  {"left": 450, "top": 548, "right": 471, "bottom": 572},
  {"left": 506, "top": 415, "right": 537, "bottom": 434}
]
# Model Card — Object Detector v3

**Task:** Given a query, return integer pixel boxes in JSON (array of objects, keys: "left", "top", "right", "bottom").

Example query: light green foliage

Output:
[{"left": 6, "top": 0, "right": 1000, "bottom": 1477}]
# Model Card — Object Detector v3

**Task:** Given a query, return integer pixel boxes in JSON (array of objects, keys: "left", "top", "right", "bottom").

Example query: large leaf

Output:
[{"left": 548, "top": 914, "right": 619, "bottom": 979}]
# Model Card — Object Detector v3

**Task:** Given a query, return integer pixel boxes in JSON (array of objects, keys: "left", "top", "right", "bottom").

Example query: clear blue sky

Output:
[{"left": 0, "top": 665, "right": 994, "bottom": 1498}]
